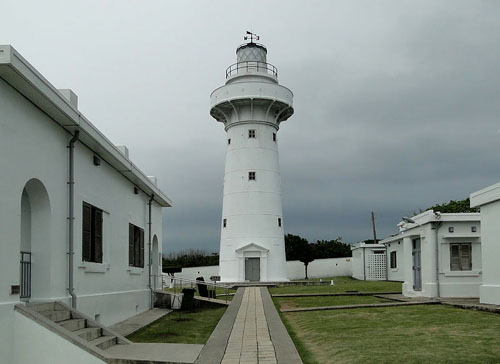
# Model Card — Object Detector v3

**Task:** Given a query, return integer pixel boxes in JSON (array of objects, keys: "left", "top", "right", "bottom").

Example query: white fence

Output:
[{"left": 175, "top": 257, "right": 352, "bottom": 281}]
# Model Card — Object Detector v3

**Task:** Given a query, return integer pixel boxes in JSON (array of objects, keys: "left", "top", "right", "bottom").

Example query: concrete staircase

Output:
[
  {"left": 15, "top": 301, "right": 203, "bottom": 363},
  {"left": 15, "top": 301, "right": 131, "bottom": 362}
]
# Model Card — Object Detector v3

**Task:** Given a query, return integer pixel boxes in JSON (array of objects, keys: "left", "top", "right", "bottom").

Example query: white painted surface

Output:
[
  {"left": 351, "top": 243, "right": 387, "bottom": 281},
  {"left": 0, "top": 46, "right": 170, "bottom": 361},
  {"left": 285, "top": 258, "right": 352, "bottom": 280},
  {"left": 178, "top": 258, "right": 352, "bottom": 282},
  {"left": 179, "top": 266, "right": 221, "bottom": 282},
  {"left": 385, "top": 239, "right": 405, "bottom": 282},
  {"left": 14, "top": 310, "right": 105, "bottom": 364},
  {"left": 210, "top": 42, "right": 293, "bottom": 282},
  {"left": 381, "top": 210, "right": 481, "bottom": 298},
  {"left": 471, "top": 185, "right": 500, "bottom": 304}
]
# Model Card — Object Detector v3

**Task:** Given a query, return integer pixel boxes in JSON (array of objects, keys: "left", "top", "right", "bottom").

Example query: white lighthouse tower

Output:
[{"left": 210, "top": 33, "right": 294, "bottom": 282}]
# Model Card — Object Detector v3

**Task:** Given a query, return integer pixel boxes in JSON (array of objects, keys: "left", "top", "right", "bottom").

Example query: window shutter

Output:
[
  {"left": 140, "top": 229, "right": 145, "bottom": 268},
  {"left": 129, "top": 224, "right": 134, "bottom": 266},
  {"left": 94, "top": 209, "right": 103, "bottom": 263},
  {"left": 82, "top": 203, "right": 91, "bottom": 261},
  {"left": 134, "top": 228, "right": 140, "bottom": 268},
  {"left": 450, "top": 244, "right": 460, "bottom": 271}
]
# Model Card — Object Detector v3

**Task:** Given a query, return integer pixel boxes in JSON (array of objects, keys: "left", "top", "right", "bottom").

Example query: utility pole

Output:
[{"left": 371, "top": 211, "right": 377, "bottom": 243}]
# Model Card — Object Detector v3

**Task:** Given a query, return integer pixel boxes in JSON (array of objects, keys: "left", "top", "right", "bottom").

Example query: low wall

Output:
[
  {"left": 176, "top": 258, "right": 352, "bottom": 281},
  {"left": 286, "top": 258, "right": 352, "bottom": 280},
  {"left": 178, "top": 265, "right": 220, "bottom": 282}
]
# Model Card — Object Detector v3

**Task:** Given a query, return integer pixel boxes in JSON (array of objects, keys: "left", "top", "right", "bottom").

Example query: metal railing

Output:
[
  {"left": 164, "top": 276, "right": 235, "bottom": 304},
  {"left": 226, "top": 61, "right": 278, "bottom": 78},
  {"left": 20, "top": 251, "right": 31, "bottom": 299}
]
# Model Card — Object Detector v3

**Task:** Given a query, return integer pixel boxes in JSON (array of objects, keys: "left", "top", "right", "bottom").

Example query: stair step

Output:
[
  {"left": 28, "top": 302, "right": 56, "bottom": 313},
  {"left": 40, "top": 310, "right": 71, "bottom": 322},
  {"left": 74, "top": 327, "right": 102, "bottom": 341},
  {"left": 89, "top": 335, "right": 117, "bottom": 350},
  {"left": 59, "top": 318, "right": 86, "bottom": 332}
]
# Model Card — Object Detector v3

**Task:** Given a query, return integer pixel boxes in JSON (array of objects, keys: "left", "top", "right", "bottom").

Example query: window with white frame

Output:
[
  {"left": 82, "top": 202, "right": 103, "bottom": 263},
  {"left": 450, "top": 243, "right": 472, "bottom": 271},
  {"left": 248, "top": 171, "right": 256, "bottom": 181},
  {"left": 248, "top": 129, "right": 256, "bottom": 138},
  {"left": 129, "top": 224, "right": 144, "bottom": 268}
]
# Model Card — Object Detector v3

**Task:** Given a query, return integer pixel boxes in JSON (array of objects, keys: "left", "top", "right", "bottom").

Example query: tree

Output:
[
  {"left": 418, "top": 198, "right": 479, "bottom": 215},
  {"left": 284, "top": 234, "right": 315, "bottom": 279},
  {"left": 300, "top": 243, "right": 315, "bottom": 279}
]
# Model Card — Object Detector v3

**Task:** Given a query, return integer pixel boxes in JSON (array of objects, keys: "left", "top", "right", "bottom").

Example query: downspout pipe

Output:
[
  {"left": 148, "top": 193, "right": 155, "bottom": 309},
  {"left": 362, "top": 246, "right": 366, "bottom": 281},
  {"left": 68, "top": 130, "right": 79, "bottom": 309},
  {"left": 385, "top": 243, "right": 389, "bottom": 281},
  {"left": 433, "top": 221, "right": 442, "bottom": 298}
]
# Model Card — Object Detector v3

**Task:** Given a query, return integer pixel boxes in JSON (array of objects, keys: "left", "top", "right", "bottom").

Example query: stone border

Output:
[
  {"left": 194, "top": 287, "right": 245, "bottom": 364},
  {"left": 280, "top": 300, "right": 439, "bottom": 313},
  {"left": 260, "top": 288, "right": 303, "bottom": 364},
  {"left": 272, "top": 291, "right": 402, "bottom": 297}
]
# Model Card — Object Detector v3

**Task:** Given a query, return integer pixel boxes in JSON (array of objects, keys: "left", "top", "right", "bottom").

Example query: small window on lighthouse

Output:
[
  {"left": 248, "top": 129, "right": 256, "bottom": 138},
  {"left": 228, "top": 138, "right": 231, "bottom": 145},
  {"left": 223, "top": 218, "right": 227, "bottom": 228},
  {"left": 278, "top": 218, "right": 282, "bottom": 227},
  {"left": 248, "top": 172, "right": 256, "bottom": 181},
  {"left": 273, "top": 133, "right": 276, "bottom": 142}
]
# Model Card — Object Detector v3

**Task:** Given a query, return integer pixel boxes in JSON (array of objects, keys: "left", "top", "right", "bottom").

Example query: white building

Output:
[
  {"left": 351, "top": 242, "right": 387, "bottom": 281},
  {"left": 384, "top": 238, "right": 405, "bottom": 282},
  {"left": 381, "top": 210, "right": 481, "bottom": 298},
  {"left": 0, "top": 45, "right": 171, "bottom": 359},
  {"left": 471, "top": 183, "right": 500, "bottom": 305},
  {"left": 210, "top": 36, "right": 293, "bottom": 282}
]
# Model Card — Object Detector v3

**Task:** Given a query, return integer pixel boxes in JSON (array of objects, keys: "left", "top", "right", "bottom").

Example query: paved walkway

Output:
[
  {"left": 221, "top": 287, "right": 276, "bottom": 364},
  {"left": 196, "top": 287, "right": 302, "bottom": 364}
]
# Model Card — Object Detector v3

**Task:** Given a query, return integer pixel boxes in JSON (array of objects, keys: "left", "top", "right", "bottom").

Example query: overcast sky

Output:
[{"left": 2, "top": 1, "right": 500, "bottom": 253}]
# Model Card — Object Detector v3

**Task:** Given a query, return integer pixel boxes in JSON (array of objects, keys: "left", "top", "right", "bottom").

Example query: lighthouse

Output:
[{"left": 210, "top": 33, "right": 294, "bottom": 282}]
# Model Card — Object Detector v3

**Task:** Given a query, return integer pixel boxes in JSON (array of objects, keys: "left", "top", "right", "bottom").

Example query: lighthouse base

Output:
[{"left": 219, "top": 242, "right": 289, "bottom": 283}]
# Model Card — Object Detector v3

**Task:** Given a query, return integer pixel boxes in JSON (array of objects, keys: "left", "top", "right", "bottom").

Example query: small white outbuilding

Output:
[
  {"left": 381, "top": 210, "right": 481, "bottom": 298},
  {"left": 351, "top": 241, "right": 387, "bottom": 281},
  {"left": 471, "top": 182, "right": 500, "bottom": 305}
]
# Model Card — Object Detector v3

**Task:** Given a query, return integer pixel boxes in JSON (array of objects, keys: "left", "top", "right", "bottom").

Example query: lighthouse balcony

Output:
[{"left": 226, "top": 61, "right": 278, "bottom": 79}]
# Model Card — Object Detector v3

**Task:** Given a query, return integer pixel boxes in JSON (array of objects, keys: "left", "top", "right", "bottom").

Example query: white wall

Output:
[
  {"left": 0, "top": 73, "right": 164, "bottom": 333},
  {"left": 179, "top": 266, "right": 220, "bottom": 282},
  {"left": 351, "top": 244, "right": 387, "bottom": 281},
  {"left": 14, "top": 311, "right": 105, "bottom": 364},
  {"left": 386, "top": 240, "right": 404, "bottom": 282},
  {"left": 471, "top": 193, "right": 500, "bottom": 304},
  {"left": 177, "top": 258, "right": 352, "bottom": 282},
  {"left": 285, "top": 258, "right": 352, "bottom": 280}
]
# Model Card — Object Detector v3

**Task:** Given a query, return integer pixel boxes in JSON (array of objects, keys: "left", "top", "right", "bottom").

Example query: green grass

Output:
[
  {"left": 279, "top": 304, "right": 500, "bottom": 364},
  {"left": 275, "top": 295, "right": 392, "bottom": 309},
  {"left": 127, "top": 306, "right": 226, "bottom": 344},
  {"left": 269, "top": 276, "right": 402, "bottom": 295}
]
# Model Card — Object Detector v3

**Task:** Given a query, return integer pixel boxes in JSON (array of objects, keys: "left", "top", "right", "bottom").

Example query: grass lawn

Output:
[
  {"left": 269, "top": 276, "right": 402, "bottom": 295},
  {"left": 127, "top": 306, "right": 226, "bottom": 344},
  {"left": 275, "top": 295, "right": 392, "bottom": 309},
  {"left": 279, "top": 304, "right": 500, "bottom": 364}
]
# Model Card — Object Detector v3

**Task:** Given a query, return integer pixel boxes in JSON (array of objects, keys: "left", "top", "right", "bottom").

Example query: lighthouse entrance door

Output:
[{"left": 245, "top": 258, "right": 260, "bottom": 282}]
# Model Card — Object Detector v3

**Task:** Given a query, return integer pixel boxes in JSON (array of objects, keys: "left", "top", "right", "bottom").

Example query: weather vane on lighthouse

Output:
[{"left": 244, "top": 31, "right": 259, "bottom": 43}]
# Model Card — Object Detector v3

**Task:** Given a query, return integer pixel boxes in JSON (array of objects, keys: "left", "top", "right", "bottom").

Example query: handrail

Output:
[
  {"left": 226, "top": 61, "right": 278, "bottom": 78},
  {"left": 164, "top": 276, "right": 235, "bottom": 304}
]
